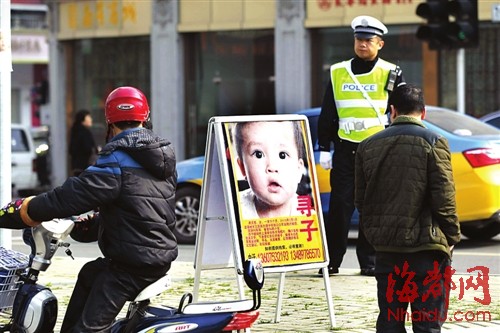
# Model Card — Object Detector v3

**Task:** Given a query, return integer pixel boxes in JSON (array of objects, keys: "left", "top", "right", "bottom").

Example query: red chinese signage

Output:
[{"left": 316, "top": 0, "right": 413, "bottom": 11}]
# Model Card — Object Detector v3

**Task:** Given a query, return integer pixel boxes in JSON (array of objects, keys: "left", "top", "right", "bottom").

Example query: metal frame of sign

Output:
[{"left": 192, "top": 114, "right": 335, "bottom": 327}]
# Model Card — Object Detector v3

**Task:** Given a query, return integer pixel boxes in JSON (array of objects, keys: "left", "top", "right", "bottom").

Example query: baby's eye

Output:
[
  {"left": 251, "top": 150, "right": 264, "bottom": 159},
  {"left": 279, "top": 151, "right": 289, "bottom": 159}
]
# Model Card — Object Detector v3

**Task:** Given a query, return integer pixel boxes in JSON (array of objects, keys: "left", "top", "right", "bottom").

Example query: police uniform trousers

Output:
[
  {"left": 325, "top": 139, "right": 375, "bottom": 270},
  {"left": 375, "top": 251, "right": 451, "bottom": 333},
  {"left": 60, "top": 257, "right": 169, "bottom": 333}
]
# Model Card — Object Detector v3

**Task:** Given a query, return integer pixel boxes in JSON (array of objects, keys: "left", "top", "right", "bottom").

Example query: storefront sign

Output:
[
  {"left": 58, "top": 0, "right": 150, "bottom": 39},
  {"left": 11, "top": 34, "right": 48, "bottom": 64},
  {"left": 306, "top": 0, "right": 420, "bottom": 28},
  {"left": 316, "top": 0, "right": 414, "bottom": 10},
  {"left": 307, "top": 0, "right": 490, "bottom": 27}
]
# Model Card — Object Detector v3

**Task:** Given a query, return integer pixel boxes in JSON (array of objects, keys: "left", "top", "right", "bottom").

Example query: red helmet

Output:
[{"left": 105, "top": 86, "right": 150, "bottom": 124}]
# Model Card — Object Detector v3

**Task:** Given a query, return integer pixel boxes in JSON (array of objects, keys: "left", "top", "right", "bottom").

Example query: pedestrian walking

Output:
[
  {"left": 69, "top": 109, "right": 98, "bottom": 176},
  {"left": 317, "top": 15, "right": 405, "bottom": 276},
  {"left": 355, "top": 84, "right": 460, "bottom": 333}
]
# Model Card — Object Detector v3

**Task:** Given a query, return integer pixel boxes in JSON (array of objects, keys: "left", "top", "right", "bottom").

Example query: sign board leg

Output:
[
  {"left": 274, "top": 272, "right": 286, "bottom": 323},
  {"left": 193, "top": 211, "right": 208, "bottom": 302},
  {"left": 193, "top": 266, "right": 202, "bottom": 302},
  {"left": 322, "top": 267, "right": 336, "bottom": 327},
  {"left": 235, "top": 267, "right": 245, "bottom": 299}
]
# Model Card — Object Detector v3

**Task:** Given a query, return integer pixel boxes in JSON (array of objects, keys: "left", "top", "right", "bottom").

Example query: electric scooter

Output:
[{"left": 0, "top": 219, "right": 264, "bottom": 333}]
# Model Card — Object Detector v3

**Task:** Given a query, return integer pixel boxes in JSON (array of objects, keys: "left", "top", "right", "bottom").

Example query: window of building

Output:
[
  {"left": 11, "top": 5, "right": 47, "bottom": 31},
  {"left": 184, "top": 30, "right": 275, "bottom": 157},
  {"left": 71, "top": 36, "right": 151, "bottom": 146}
]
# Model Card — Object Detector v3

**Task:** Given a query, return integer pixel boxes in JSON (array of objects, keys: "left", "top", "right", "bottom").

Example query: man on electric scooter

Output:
[{"left": 0, "top": 86, "right": 178, "bottom": 332}]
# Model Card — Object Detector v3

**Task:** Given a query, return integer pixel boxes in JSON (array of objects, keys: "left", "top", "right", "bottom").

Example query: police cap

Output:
[{"left": 351, "top": 15, "right": 388, "bottom": 39}]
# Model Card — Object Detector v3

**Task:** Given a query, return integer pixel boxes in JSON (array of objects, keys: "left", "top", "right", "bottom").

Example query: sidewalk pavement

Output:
[{"left": 38, "top": 256, "right": 499, "bottom": 333}]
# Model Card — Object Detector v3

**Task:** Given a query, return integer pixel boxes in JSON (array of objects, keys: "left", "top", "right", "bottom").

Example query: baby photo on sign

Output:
[{"left": 225, "top": 120, "right": 315, "bottom": 220}]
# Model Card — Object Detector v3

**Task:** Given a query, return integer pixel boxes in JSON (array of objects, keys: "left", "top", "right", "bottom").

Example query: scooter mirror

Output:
[{"left": 243, "top": 259, "right": 264, "bottom": 291}]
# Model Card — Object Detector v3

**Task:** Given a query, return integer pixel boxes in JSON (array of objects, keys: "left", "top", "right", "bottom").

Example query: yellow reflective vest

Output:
[{"left": 330, "top": 58, "right": 397, "bottom": 143}]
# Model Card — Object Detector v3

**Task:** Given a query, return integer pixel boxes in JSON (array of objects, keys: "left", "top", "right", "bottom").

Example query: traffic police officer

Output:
[{"left": 317, "top": 15, "right": 405, "bottom": 276}]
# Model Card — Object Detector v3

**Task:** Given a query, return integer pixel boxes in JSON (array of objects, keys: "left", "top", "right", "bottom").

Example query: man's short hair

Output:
[
  {"left": 113, "top": 121, "right": 142, "bottom": 130},
  {"left": 389, "top": 84, "right": 425, "bottom": 116}
]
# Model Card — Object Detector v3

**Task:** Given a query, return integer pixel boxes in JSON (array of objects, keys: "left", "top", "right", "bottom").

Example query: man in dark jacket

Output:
[
  {"left": 355, "top": 84, "right": 460, "bottom": 333},
  {"left": 7, "top": 86, "right": 177, "bottom": 332}
]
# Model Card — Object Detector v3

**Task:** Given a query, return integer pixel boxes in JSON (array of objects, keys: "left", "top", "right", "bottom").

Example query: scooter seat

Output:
[
  {"left": 145, "top": 305, "right": 178, "bottom": 317},
  {"left": 133, "top": 275, "right": 171, "bottom": 302},
  {"left": 182, "top": 299, "right": 254, "bottom": 314}
]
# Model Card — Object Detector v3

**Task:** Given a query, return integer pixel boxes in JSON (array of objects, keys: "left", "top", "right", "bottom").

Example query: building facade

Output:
[
  {"left": 45, "top": 0, "right": 497, "bottom": 186},
  {"left": 11, "top": 0, "right": 48, "bottom": 128}
]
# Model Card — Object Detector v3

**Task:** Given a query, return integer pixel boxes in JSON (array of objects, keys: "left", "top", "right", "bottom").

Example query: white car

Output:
[{"left": 11, "top": 124, "right": 38, "bottom": 196}]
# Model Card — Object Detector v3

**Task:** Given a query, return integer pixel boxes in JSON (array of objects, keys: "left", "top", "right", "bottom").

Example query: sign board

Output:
[
  {"left": 11, "top": 34, "right": 49, "bottom": 64},
  {"left": 193, "top": 114, "right": 335, "bottom": 326},
  {"left": 193, "top": 121, "right": 238, "bottom": 270}
]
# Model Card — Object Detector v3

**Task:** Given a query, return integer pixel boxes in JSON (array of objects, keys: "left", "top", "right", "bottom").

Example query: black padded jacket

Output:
[{"left": 28, "top": 127, "right": 178, "bottom": 275}]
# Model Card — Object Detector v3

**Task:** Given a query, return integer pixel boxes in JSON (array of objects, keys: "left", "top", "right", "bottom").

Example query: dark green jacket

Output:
[{"left": 355, "top": 116, "right": 460, "bottom": 258}]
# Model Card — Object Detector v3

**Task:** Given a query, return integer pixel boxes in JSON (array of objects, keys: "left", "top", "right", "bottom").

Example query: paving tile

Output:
[{"left": 32, "top": 257, "right": 500, "bottom": 333}]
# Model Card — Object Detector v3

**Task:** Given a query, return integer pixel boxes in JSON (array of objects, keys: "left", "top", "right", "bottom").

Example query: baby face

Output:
[{"left": 237, "top": 121, "right": 304, "bottom": 210}]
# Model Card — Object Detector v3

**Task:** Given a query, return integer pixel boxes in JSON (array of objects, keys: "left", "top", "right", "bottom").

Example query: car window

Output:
[
  {"left": 425, "top": 110, "right": 500, "bottom": 136},
  {"left": 486, "top": 117, "right": 500, "bottom": 129},
  {"left": 11, "top": 129, "right": 30, "bottom": 152}
]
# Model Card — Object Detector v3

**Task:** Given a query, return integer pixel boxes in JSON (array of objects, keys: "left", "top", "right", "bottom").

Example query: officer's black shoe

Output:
[
  {"left": 360, "top": 268, "right": 375, "bottom": 276},
  {"left": 317, "top": 267, "right": 339, "bottom": 276}
]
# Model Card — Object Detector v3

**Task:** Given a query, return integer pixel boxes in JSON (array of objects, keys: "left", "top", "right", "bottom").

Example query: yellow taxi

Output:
[{"left": 175, "top": 107, "right": 500, "bottom": 243}]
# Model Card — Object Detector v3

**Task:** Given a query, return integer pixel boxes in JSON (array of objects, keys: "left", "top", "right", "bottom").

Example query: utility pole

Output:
[
  {"left": 0, "top": 0, "right": 12, "bottom": 248},
  {"left": 457, "top": 48, "right": 465, "bottom": 114}
]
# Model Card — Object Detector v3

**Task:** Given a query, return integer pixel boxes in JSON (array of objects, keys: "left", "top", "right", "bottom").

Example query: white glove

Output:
[{"left": 319, "top": 151, "right": 332, "bottom": 170}]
